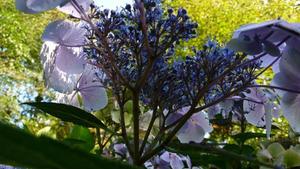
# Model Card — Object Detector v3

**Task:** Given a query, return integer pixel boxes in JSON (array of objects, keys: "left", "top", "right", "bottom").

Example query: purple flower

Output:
[
  {"left": 113, "top": 143, "right": 128, "bottom": 158},
  {"left": 243, "top": 87, "right": 279, "bottom": 138},
  {"left": 145, "top": 151, "right": 198, "bottom": 169},
  {"left": 16, "top": 0, "right": 70, "bottom": 13},
  {"left": 42, "top": 20, "right": 88, "bottom": 47},
  {"left": 166, "top": 107, "right": 213, "bottom": 143},
  {"left": 160, "top": 151, "right": 184, "bottom": 169},
  {"left": 58, "top": 0, "right": 92, "bottom": 18},
  {"left": 56, "top": 65, "right": 108, "bottom": 112},
  {"left": 227, "top": 20, "right": 300, "bottom": 72}
]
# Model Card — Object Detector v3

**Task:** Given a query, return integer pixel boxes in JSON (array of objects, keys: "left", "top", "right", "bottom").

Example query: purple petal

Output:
[
  {"left": 15, "top": 0, "right": 39, "bottom": 13},
  {"left": 78, "top": 66, "right": 108, "bottom": 111},
  {"left": 177, "top": 122, "right": 205, "bottom": 143},
  {"left": 233, "top": 20, "right": 282, "bottom": 39},
  {"left": 56, "top": 91, "right": 80, "bottom": 108},
  {"left": 226, "top": 38, "right": 263, "bottom": 55},
  {"left": 286, "top": 37, "right": 300, "bottom": 50},
  {"left": 42, "top": 20, "right": 87, "bottom": 46},
  {"left": 192, "top": 112, "right": 213, "bottom": 133},
  {"left": 233, "top": 20, "right": 292, "bottom": 43},
  {"left": 262, "top": 40, "right": 280, "bottom": 56},
  {"left": 165, "top": 112, "right": 183, "bottom": 126},
  {"left": 265, "top": 103, "right": 273, "bottom": 139},
  {"left": 279, "top": 46, "right": 300, "bottom": 79},
  {"left": 55, "top": 46, "right": 86, "bottom": 74},
  {"left": 281, "top": 93, "right": 300, "bottom": 132},
  {"left": 40, "top": 42, "right": 80, "bottom": 93},
  {"left": 243, "top": 88, "right": 267, "bottom": 127},
  {"left": 272, "top": 59, "right": 280, "bottom": 73},
  {"left": 271, "top": 72, "right": 300, "bottom": 97},
  {"left": 243, "top": 88, "right": 267, "bottom": 103},
  {"left": 113, "top": 143, "right": 127, "bottom": 157},
  {"left": 26, "top": 0, "right": 70, "bottom": 12},
  {"left": 169, "top": 153, "right": 185, "bottom": 169},
  {"left": 58, "top": 0, "right": 92, "bottom": 18},
  {"left": 160, "top": 152, "right": 184, "bottom": 169}
]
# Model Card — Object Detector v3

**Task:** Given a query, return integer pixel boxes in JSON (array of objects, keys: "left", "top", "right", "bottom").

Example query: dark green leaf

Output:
[
  {"left": 24, "top": 102, "right": 109, "bottom": 130},
  {"left": 232, "top": 132, "right": 267, "bottom": 144},
  {"left": 0, "top": 122, "right": 140, "bottom": 169}
]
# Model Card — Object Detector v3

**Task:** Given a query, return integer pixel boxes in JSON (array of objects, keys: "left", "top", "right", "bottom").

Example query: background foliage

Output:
[
  {"left": 1, "top": 0, "right": 300, "bottom": 168},
  {"left": 0, "top": 0, "right": 66, "bottom": 133}
]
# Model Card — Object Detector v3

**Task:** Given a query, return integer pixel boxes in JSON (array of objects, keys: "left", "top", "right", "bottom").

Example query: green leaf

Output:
[
  {"left": 124, "top": 100, "right": 133, "bottom": 114},
  {"left": 24, "top": 102, "right": 109, "bottom": 130},
  {"left": 37, "top": 126, "right": 56, "bottom": 139},
  {"left": 283, "top": 149, "right": 300, "bottom": 168},
  {"left": 0, "top": 122, "right": 140, "bottom": 169},
  {"left": 67, "top": 125, "right": 95, "bottom": 152},
  {"left": 267, "top": 143, "right": 285, "bottom": 159}
]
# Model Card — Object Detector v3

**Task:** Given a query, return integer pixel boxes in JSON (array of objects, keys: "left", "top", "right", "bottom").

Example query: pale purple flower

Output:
[
  {"left": 243, "top": 87, "right": 279, "bottom": 138},
  {"left": 166, "top": 107, "right": 213, "bottom": 144},
  {"left": 40, "top": 42, "right": 81, "bottom": 93},
  {"left": 145, "top": 151, "right": 199, "bottom": 169},
  {"left": 76, "top": 65, "right": 108, "bottom": 111},
  {"left": 15, "top": 0, "right": 70, "bottom": 13},
  {"left": 56, "top": 65, "right": 108, "bottom": 112},
  {"left": 207, "top": 99, "right": 235, "bottom": 119},
  {"left": 42, "top": 20, "right": 87, "bottom": 47},
  {"left": 228, "top": 20, "right": 300, "bottom": 73},
  {"left": 55, "top": 46, "right": 86, "bottom": 74},
  {"left": 271, "top": 39, "right": 300, "bottom": 132},
  {"left": 160, "top": 151, "right": 184, "bottom": 169},
  {"left": 58, "top": 0, "right": 92, "bottom": 18},
  {"left": 113, "top": 143, "right": 128, "bottom": 157}
]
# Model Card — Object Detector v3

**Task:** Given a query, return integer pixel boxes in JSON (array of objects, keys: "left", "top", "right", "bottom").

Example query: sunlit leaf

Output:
[
  {"left": 67, "top": 125, "right": 95, "bottom": 152},
  {"left": 283, "top": 149, "right": 300, "bottom": 168},
  {"left": 267, "top": 143, "right": 285, "bottom": 159}
]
